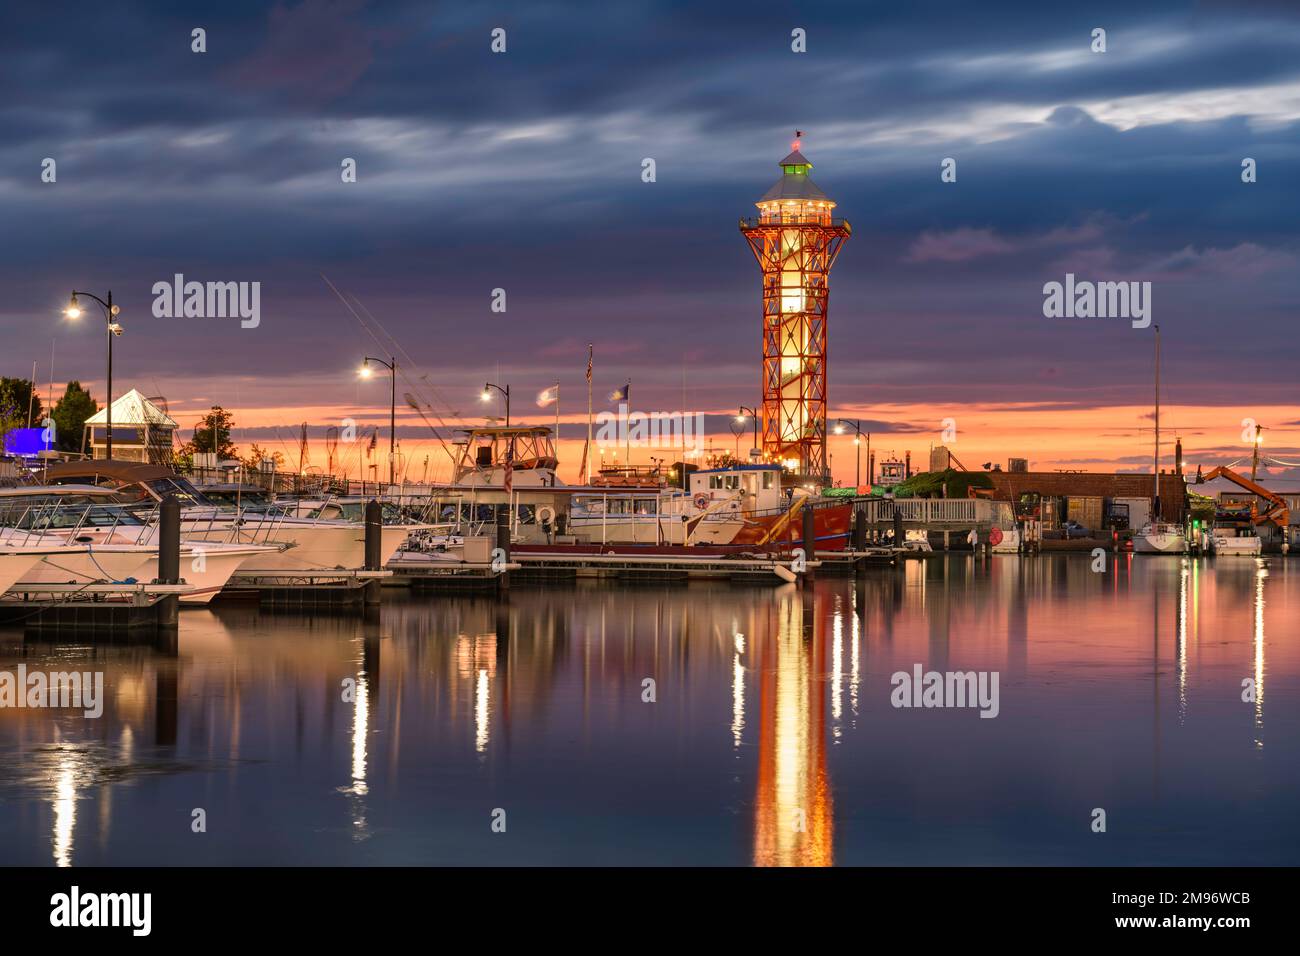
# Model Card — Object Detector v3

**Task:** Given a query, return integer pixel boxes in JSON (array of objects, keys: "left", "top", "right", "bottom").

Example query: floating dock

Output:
[
  {"left": 0, "top": 582, "right": 196, "bottom": 631},
  {"left": 218, "top": 568, "right": 394, "bottom": 609}
]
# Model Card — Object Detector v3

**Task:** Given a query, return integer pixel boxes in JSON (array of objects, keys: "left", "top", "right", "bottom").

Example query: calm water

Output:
[{"left": 1, "top": 555, "right": 1296, "bottom": 866}]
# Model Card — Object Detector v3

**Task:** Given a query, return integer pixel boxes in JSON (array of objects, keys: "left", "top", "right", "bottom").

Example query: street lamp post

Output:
[
  {"left": 65, "top": 291, "right": 122, "bottom": 459},
  {"left": 482, "top": 382, "right": 511, "bottom": 427},
  {"left": 834, "top": 418, "right": 870, "bottom": 491},
  {"left": 736, "top": 406, "right": 759, "bottom": 459},
  {"left": 359, "top": 356, "right": 397, "bottom": 486}
]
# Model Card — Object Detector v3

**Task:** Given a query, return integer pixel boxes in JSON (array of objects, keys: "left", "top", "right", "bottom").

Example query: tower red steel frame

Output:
[{"left": 740, "top": 138, "right": 850, "bottom": 482}]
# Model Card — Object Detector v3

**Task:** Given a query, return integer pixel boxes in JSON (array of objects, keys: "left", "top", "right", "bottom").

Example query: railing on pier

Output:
[{"left": 856, "top": 497, "right": 993, "bottom": 527}]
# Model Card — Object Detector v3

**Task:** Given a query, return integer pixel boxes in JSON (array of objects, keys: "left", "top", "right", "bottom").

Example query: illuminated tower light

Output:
[{"left": 741, "top": 135, "right": 850, "bottom": 482}]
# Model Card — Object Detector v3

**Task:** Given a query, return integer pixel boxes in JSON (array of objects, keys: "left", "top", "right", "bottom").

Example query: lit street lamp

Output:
[
  {"left": 65, "top": 291, "right": 122, "bottom": 459},
  {"left": 359, "top": 356, "right": 397, "bottom": 486},
  {"left": 833, "top": 418, "right": 870, "bottom": 490},
  {"left": 736, "top": 405, "right": 759, "bottom": 459},
  {"left": 482, "top": 382, "right": 511, "bottom": 427}
]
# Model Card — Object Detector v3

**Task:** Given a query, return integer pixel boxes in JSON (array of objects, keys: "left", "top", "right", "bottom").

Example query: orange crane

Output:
[{"left": 1198, "top": 466, "right": 1290, "bottom": 528}]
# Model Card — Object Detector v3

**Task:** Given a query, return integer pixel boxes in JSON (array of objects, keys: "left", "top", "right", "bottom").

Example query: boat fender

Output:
[
  {"left": 693, "top": 493, "right": 710, "bottom": 510},
  {"left": 537, "top": 506, "right": 556, "bottom": 525},
  {"left": 773, "top": 564, "right": 798, "bottom": 584}
]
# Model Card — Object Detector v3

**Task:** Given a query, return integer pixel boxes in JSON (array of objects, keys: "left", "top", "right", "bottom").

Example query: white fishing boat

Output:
[
  {"left": 0, "top": 527, "right": 154, "bottom": 586},
  {"left": 568, "top": 488, "right": 745, "bottom": 545},
  {"left": 1208, "top": 529, "right": 1262, "bottom": 556},
  {"left": 43, "top": 462, "right": 415, "bottom": 573},
  {"left": 0, "top": 485, "right": 282, "bottom": 601}
]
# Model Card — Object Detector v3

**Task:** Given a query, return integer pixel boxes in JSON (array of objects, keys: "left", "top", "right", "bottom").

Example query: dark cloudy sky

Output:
[{"left": 3, "top": 0, "right": 1297, "bottom": 479}]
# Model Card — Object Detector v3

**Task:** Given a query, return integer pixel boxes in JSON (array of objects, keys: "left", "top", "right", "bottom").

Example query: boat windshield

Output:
[
  {"left": 143, "top": 476, "right": 213, "bottom": 506},
  {"left": 308, "top": 501, "right": 407, "bottom": 523},
  {"left": 0, "top": 501, "right": 147, "bottom": 531},
  {"left": 202, "top": 489, "right": 278, "bottom": 511}
]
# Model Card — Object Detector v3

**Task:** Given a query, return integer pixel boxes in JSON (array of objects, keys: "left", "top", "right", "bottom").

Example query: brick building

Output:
[{"left": 984, "top": 471, "right": 1186, "bottom": 522}]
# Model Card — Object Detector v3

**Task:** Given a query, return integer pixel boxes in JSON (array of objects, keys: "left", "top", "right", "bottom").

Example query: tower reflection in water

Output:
[{"left": 752, "top": 590, "right": 833, "bottom": 867}]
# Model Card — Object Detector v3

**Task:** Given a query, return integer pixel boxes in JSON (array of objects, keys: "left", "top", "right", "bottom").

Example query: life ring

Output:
[
  {"left": 693, "top": 493, "right": 710, "bottom": 510},
  {"left": 989, "top": 527, "right": 1004, "bottom": 546},
  {"left": 537, "top": 506, "right": 555, "bottom": 525}
]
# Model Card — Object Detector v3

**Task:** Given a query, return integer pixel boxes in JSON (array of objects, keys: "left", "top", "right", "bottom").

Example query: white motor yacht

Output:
[
  {"left": 0, "top": 526, "right": 154, "bottom": 586},
  {"left": 43, "top": 462, "right": 415, "bottom": 573},
  {"left": 0, "top": 485, "right": 280, "bottom": 601},
  {"left": 1208, "top": 529, "right": 1262, "bottom": 556}
]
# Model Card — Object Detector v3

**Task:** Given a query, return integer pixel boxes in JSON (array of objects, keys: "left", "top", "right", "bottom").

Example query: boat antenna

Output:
[{"left": 1153, "top": 324, "right": 1160, "bottom": 520}]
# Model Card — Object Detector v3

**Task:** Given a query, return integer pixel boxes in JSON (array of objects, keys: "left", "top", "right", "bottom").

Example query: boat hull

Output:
[
  {"left": 0, "top": 549, "right": 52, "bottom": 593},
  {"left": 20, "top": 548, "right": 154, "bottom": 586},
  {"left": 134, "top": 544, "right": 282, "bottom": 604},
  {"left": 1210, "top": 535, "right": 1261, "bottom": 556},
  {"left": 730, "top": 502, "right": 853, "bottom": 551},
  {"left": 568, "top": 516, "right": 744, "bottom": 546},
  {"left": 1132, "top": 530, "right": 1188, "bottom": 554},
  {"left": 180, "top": 522, "right": 410, "bottom": 572}
]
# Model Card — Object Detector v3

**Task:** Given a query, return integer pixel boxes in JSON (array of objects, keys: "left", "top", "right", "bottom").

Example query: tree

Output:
[
  {"left": 0, "top": 377, "right": 43, "bottom": 447},
  {"left": 241, "top": 443, "right": 285, "bottom": 471},
  {"left": 51, "top": 381, "right": 99, "bottom": 453},
  {"left": 178, "top": 406, "right": 237, "bottom": 461}
]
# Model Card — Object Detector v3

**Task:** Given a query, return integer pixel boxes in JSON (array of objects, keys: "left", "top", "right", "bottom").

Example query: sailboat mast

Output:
[{"left": 1153, "top": 324, "right": 1161, "bottom": 519}]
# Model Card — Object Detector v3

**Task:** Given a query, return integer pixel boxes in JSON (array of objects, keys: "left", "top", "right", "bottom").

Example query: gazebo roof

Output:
[{"left": 83, "top": 389, "right": 178, "bottom": 428}]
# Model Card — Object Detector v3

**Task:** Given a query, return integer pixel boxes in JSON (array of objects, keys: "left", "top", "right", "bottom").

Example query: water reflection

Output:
[
  {"left": 52, "top": 750, "right": 77, "bottom": 867},
  {"left": 731, "top": 632, "right": 745, "bottom": 749},
  {"left": 0, "top": 557, "right": 1296, "bottom": 866},
  {"left": 752, "top": 592, "right": 832, "bottom": 867},
  {"left": 1254, "top": 563, "right": 1267, "bottom": 749}
]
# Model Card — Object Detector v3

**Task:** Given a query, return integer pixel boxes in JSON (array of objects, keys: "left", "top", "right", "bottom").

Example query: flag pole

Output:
[{"left": 585, "top": 344, "right": 593, "bottom": 484}]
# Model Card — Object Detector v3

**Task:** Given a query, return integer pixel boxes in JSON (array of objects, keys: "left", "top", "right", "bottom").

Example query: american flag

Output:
[{"left": 503, "top": 441, "right": 514, "bottom": 495}]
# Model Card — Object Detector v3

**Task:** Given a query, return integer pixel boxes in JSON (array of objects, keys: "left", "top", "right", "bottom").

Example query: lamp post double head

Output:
[
  {"left": 359, "top": 356, "right": 397, "bottom": 486},
  {"left": 833, "top": 418, "right": 870, "bottom": 490},
  {"left": 65, "top": 291, "right": 123, "bottom": 459}
]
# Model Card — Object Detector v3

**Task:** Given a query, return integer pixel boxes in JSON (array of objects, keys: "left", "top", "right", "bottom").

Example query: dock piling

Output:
[
  {"left": 496, "top": 509, "right": 512, "bottom": 591},
  {"left": 155, "top": 494, "right": 180, "bottom": 629},
  {"left": 363, "top": 499, "right": 382, "bottom": 607},
  {"left": 801, "top": 507, "right": 816, "bottom": 585}
]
